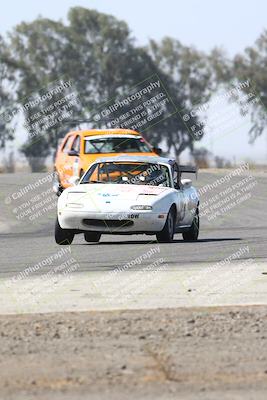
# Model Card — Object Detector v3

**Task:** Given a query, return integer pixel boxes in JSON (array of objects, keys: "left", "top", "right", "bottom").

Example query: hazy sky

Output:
[
  {"left": 2, "top": 0, "right": 267, "bottom": 56},
  {"left": 2, "top": 0, "right": 267, "bottom": 163}
]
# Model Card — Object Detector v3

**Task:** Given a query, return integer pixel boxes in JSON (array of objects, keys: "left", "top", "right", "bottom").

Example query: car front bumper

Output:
[{"left": 58, "top": 210, "right": 167, "bottom": 233}]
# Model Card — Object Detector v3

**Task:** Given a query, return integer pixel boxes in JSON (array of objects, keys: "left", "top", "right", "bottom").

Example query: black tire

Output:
[
  {"left": 156, "top": 207, "right": 175, "bottom": 243},
  {"left": 53, "top": 170, "right": 64, "bottom": 197},
  {"left": 84, "top": 232, "right": 101, "bottom": 243},
  {"left": 55, "top": 218, "right": 74, "bottom": 245},
  {"left": 182, "top": 211, "right": 199, "bottom": 242}
]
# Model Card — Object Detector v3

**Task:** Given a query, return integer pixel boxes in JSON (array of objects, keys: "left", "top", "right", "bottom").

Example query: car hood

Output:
[
  {"left": 70, "top": 183, "right": 168, "bottom": 198},
  {"left": 60, "top": 184, "right": 171, "bottom": 211}
]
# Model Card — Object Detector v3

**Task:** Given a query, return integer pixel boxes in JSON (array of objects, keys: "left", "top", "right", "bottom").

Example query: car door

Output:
[
  {"left": 172, "top": 164, "right": 187, "bottom": 226},
  {"left": 56, "top": 135, "right": 73, "bottom": 186},
  {"left": 63, "top": 134, "right": 82, "bottom": 185},
  {"left": 61, "top": 134, "right": 76, "bottom": 186},
  {"left": 177, "top": 164, "right": 196, "bottom": 225},
  {"left": 70, "top": 134, "right": 81, "bottom": 179},
  {"left": 181, "top": 180, "right": 198, "bottom": 225}
]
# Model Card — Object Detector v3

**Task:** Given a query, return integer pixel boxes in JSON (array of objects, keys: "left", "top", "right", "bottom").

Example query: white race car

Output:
[{"left": 55, "top": 155, "right": 199, "bottom": 244}]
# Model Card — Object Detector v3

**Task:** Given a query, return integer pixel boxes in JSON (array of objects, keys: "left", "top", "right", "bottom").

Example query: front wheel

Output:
[
  {"left": 55, "top": 218, "right": 74, "bottom": 245},
  {"left": 84, "top": 232, "right": 101, "bottom": 243},
  {"left": 156, "top": 208, "right": 175, "bottom": 243},
  {"left": 182, "top": 212, "right": 199, "bottom": 242}
]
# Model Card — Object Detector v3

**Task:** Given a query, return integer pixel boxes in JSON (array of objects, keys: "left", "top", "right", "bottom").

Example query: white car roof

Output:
[
  {"left": 84, "top": 134, "right": 142, "bottom": 140},
  {"left": 91, "top": 155, "right": 175, "bottom": 166}
]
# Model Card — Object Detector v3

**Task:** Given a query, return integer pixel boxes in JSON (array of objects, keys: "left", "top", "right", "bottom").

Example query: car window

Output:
[
  {"left": 71, "top": 135, "right": 81, "bottom": 153},
  {"left": 84, "top": 137, "right": 151, "bottom": 154},
  {"left": 81, "top": 162, "right": 171, "bottom": 186},
  {"left": 62, "top": 136, "right": 73, "bottom": 153}
]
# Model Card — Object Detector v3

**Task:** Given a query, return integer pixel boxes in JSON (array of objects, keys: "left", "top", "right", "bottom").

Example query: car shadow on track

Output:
[{"left": 75, "top": 237, "right": 242, "bottom": 245}]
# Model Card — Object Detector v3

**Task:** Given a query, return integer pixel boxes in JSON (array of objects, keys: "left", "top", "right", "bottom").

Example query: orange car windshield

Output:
[
  {"left": 81, "top": 162, "right": 171, "bottom": 186},
  {"left": 84, "top": 137, "right": 151, "bottom": 154}
]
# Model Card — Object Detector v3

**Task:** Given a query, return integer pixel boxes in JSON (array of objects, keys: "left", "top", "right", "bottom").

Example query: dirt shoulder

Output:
[{"left": 0, "top": 306, "right": 267, "bottom": 400}]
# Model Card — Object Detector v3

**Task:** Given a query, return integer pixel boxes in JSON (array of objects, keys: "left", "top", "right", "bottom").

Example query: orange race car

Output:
[{"left": 53, "top": 128, "right": 161, "bottom": 195}]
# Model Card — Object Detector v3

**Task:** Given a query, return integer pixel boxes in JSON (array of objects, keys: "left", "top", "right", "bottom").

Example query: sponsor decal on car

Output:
[
  {"left": 97, "top": 193, "right": 119, "bottom": 197},
  {"left": 127, "top": 214, "right": 139, "bottom": 219}
]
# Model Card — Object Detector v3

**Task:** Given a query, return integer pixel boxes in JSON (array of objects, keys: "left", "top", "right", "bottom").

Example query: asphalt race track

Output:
[{"left": 0, "top": 168, "right": 267, "bottom": 313}]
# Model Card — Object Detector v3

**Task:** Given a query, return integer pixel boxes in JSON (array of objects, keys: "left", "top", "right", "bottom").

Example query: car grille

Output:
[{"left": 82, "top": 219, "right": 134, "bottom": 228}]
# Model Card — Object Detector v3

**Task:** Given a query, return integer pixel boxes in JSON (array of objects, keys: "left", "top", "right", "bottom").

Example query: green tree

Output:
[
  {"left": 233, "top": 30, "right": 267, "bottom": 142},
  {"left": 20, "top": 136, "right": 50, "bottom": 172},
  {"left": 148, "top": 37, "right": 218, "bottom": 157},
  {"left": 0, "top": 35, "right": 16, "bottom": 147},
  {"left": 5, "top": 7, "right": 203, "bottom": 168},
  {"left": 7, "top": 17, "right": 77, "bottom": 155},
  {"left": 149, "top": 37, "right": 215, "bottom": 106}
]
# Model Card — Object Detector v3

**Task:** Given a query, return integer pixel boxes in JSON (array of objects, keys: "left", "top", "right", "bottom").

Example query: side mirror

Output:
[
  {"left": 68, "top": 149, "right": 79, "bottom": 157},
  {"left": 181, "top": 178, "right": 192, "bottom": 189},
  {"left": 153, "top": 147, "right": 162, "bottom": 156}
]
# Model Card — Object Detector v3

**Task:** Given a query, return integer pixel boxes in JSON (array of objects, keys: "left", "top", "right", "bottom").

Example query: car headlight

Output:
[
  {"left": 66, "top": 203, "right": 83, "bottom": 208},
  {"left": 130, "top": 205, "right": 153, "bottom": 210}
]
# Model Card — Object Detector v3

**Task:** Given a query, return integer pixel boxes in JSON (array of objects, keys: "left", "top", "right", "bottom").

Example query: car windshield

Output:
[
  {"left": 84, "top": 137, "right": 151, "bottom": 154},
  {"left": 80, "top": 162, "right": 171, "bottom": 187}
]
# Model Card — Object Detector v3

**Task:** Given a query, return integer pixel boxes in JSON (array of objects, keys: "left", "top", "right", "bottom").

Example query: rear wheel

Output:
[
  {"left": 156, "top": 207, "right": 175, "bottom": 243},
  {"left": 55, "top": 218, "right": 74, "bottom": 245},
  {"left": 84, "top": 232, "right": 101, "bottom": 243},
  {"left": 182, "top": 211, "right": 199, "bottom": 241}
]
